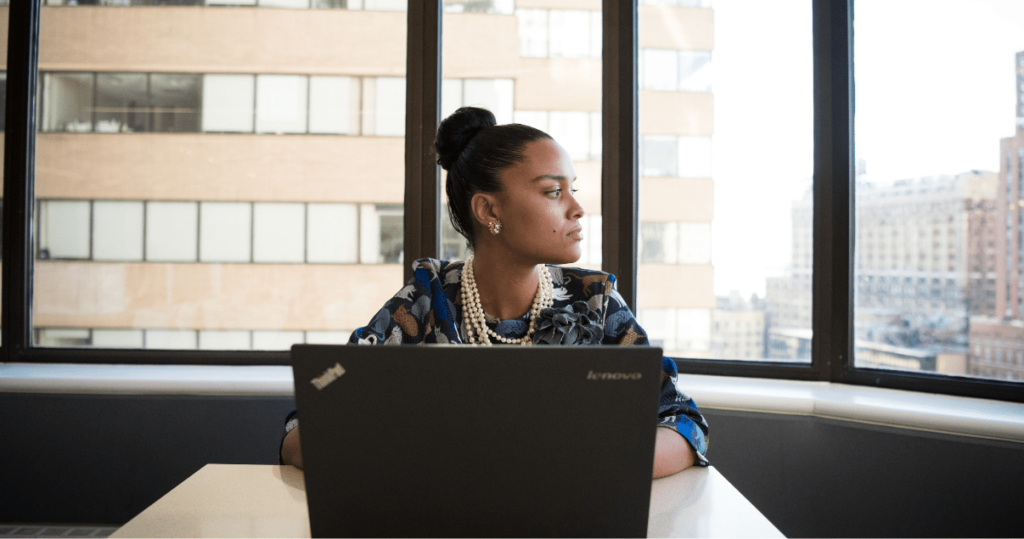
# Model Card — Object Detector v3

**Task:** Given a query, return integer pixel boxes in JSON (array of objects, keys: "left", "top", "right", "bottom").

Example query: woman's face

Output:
[{"left": 490, "top": 138, "right": 585, "bottom": 265}]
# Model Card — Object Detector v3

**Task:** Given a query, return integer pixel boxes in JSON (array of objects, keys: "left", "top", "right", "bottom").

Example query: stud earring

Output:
[{"left": 488, "top": 220, "right": 503, "bottom": 235}]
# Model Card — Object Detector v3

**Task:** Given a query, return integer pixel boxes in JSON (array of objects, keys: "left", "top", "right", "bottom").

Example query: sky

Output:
[{"left": 708, "top": 0, "right": 1024, "bottom": 298}]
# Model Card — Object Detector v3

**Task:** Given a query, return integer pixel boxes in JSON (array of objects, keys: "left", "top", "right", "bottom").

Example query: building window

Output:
[
  {"left": 252, "top": 203, "right": 306, "bottom": 263},
  {"left": 360, "top": 204, "right": 404, "bottom": 264},
  {"left": 255, "top": 75, "right": 309, "bottom": 134},
  {"left": 37, "top": 200, "right": 91, "bottom": 260},
  {"left": 202, "top": 74, "right": 256, "bottom": 133},
  {"left": 307, "top": 203, "right": 359, "bottom": 264},
  {"left": 640, "top": 49, "right": 712, "bottom": 93},
  {"left": 40, "top": 71, "right": 407, "bottom": 137},
  {"left": 515, "top": 9, "right": 600, "bottom": 59},
  {"left": 92, "top": 201, "right": 144, "bottom": 262},
  {"left": 199, "top": 202, "right": 253, "bottom": 263},
  {"left": 370, "top": 77, "right": 407, "bottom": 137},
  {"left": 309, "top": 76, "right": 358, "bottom": 135},
  {"left": 41, "top": 73, "right": 94, "bottom": 132},
  {"left": 442, "top": 78, "right": 515, "bottom": 125},
  {"left": 444, "top": 0, "right": 513, "bottom": 15},
  {"left": 145, "top": 202, "right": 199, "bottom": 262},
  {"left": 514, "top": 110, "right": 601, "bottom": 161}
]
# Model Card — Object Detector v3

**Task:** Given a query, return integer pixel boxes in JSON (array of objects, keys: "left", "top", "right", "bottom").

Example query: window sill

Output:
[
  {"left": 1, "top": 363, "right": 1022, "bottom": 444},
  {"left": 0, "top": 363, "right": 294, "bottom": 396},
  {"left": 679, "top": 374, "right": 1024, "bottom": 444}
]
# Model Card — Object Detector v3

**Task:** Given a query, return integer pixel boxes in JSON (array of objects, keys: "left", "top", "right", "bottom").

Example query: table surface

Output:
[{"left": 110, "top": 464, "right": 784, "bottom": 538}]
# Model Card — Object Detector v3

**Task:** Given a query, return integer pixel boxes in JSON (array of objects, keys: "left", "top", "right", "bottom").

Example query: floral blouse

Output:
[{"left": 339, "top": 258, "right": 709, "bottom": 465}]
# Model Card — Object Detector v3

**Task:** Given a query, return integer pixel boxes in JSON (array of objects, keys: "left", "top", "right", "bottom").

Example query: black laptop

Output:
[{"left": 290, "top": 344, "right": 663, "bottom": 538}]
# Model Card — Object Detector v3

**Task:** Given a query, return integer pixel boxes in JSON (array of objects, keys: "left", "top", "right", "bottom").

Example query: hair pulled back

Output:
[{"left": 435, "top": 106, "right": 552, "bottom": 248}]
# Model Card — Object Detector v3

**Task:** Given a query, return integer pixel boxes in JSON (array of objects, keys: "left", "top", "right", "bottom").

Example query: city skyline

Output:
[{"left": 711, "top": 0, "right": 1024, "bottom": 298}]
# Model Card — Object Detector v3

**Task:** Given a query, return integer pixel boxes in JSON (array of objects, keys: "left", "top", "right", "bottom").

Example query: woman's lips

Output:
[{"left": 568, "top": 227, "right": 584, "bottom": 241}]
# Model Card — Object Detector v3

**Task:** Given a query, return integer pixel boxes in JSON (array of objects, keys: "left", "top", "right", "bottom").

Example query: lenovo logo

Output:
[
  {"left": 311, "top": 362, "right": 346, "bottom": 390},
  {"left": 586, "top": 370, "right": 642, "bottom": 381}
]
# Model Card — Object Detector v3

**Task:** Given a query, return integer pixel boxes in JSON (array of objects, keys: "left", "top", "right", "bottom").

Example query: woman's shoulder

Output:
[
  {"left": 549, "top": 265, "right": 616, "bottom": 290},
  {"left": 547, "top": 265, "right": 618, "bottom": 305},
  {"left": 410, "top": 258, "right": 464, "bottom": 279}
]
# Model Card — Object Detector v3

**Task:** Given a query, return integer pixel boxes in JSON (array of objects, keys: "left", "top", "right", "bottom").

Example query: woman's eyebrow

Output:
[{"left": 531, "top": 174, "right": 576, "bottom": 183}]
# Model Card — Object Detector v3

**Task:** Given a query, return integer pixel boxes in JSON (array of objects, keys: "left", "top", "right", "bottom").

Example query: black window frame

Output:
[{"left": 4, "top": 0, "right": 1023, "bottom": 403}]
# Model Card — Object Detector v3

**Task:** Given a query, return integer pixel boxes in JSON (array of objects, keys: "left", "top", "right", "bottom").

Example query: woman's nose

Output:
[{"left": 568, "top": 193, "right": 585, "bottom": 220}]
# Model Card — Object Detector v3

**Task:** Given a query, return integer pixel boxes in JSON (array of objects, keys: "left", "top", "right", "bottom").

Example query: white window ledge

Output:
[
  {"left": 0, "top": 363, "right": 295, "bottom": 397},
  {"left": 679, "top": 374, "right": 1024, "bottom": 445},
  {"left": 1, "top": 363, "right": 1022, "bottom": 444}
]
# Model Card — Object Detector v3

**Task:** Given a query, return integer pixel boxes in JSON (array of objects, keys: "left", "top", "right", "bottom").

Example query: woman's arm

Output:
[
  {"left": 280, "top": 426, "right": 303, "bottom": 469},
  {"left": 653, "top": 426, "right": 696, "bottom": 478}
]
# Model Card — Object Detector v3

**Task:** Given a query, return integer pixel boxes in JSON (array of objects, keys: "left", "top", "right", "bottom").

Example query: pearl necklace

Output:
[{"left": 460, "top": 255, "right": 554, "bottom": 345}]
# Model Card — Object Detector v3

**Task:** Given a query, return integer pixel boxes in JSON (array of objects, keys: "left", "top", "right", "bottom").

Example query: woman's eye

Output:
[{"left": 546, "top": 187, "right": 577, "bottom": 198}]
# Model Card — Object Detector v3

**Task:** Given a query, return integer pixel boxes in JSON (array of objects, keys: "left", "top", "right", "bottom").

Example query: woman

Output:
[{"left": 281, "top": 107, "right": 708, "bottom": 478}]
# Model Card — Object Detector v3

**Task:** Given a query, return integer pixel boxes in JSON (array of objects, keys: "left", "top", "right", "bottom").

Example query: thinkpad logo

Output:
[
  {"left": 586, "top": 370, "right": 642, "bottom": 381},
  {"left": 311, "top": 362, "right": 346, "bottom": 390}
]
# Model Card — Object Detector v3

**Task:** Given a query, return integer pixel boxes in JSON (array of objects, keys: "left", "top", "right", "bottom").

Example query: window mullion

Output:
[
  {"left": 403, "top": 0, "right": 442, "bottom": 283},
  {"left": 601, "top": 0, "right": 639, "bottom": 311},
  {"left": 2, "top": 0, "right": 42, "bottom": 360},
  {"left": 811, "top": 0, "right": 854, "bottom": 382}
]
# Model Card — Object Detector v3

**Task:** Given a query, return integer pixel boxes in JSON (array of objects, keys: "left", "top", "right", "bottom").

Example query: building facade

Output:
[
  {"left": 26, "top": 0, "right": 716, "bottom": 351},
  {"left": 967, "top": 50, "right": 1024, "bottom": 381}
]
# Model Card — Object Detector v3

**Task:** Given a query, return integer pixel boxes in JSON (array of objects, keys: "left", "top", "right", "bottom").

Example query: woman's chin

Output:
[{"left": 554, "top": 247, "right": 583, "bottom": 265}]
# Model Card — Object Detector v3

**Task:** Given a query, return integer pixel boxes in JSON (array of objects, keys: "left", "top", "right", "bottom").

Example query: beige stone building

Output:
[{"left": 26, "top": 0, "right": 716, "bottom": 351}]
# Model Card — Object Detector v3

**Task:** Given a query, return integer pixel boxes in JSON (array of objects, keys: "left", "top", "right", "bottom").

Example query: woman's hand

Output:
[
  {"left": 280, "top": 426, "right": 304, "bottom": 469},
  {"left": 652, "top": 427, "right": 696, "bottom": 478}
]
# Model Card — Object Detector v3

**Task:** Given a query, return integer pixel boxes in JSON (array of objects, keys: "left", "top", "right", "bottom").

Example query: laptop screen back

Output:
[{"left": 291, "top": 344, "right": 662, "bottom": 538}]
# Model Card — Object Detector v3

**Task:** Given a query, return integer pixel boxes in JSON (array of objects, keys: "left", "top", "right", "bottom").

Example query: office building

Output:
[
  {"left": 711, "top": 292, "right": 766, "bottom": 360},
  {"left": 764, "top": 190, "right": 813, "bottom": 346},
  {"left": 966, "top": 50, "right": 1024, "bottom": 381},
  {"left": 30, "top": 0, "right": 715, "bottom": 352}
]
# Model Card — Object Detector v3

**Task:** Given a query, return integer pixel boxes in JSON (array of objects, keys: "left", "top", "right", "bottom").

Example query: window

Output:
[
  {"left": 39, "top": 71, "right": 410, "bottom": 137},
  {"left": 33, "top": 0, "right": 407, "bottom": 350},
  {"left": 146, "top": 202, "right": 199, "bottom": 262},
  {"left": 442, "top": 3, "right": 601, "bottom": 268},
  {"left": 640, "top": 49, "right": 712, "bottom": 93},
  {"left": 514, "top": 110, "right": 601, "bottom": 161},
  {"left": 255, "top": 75, "right": 309, "bottom": 134},
  {"left": 853, "top": 1, "right": 1024, "bottom": 381},
  {"left": 150, "top": 74, "right": 202, "bottom": 132},
  {"left": 37, "top": 200, "right": 91, "bottom": 260},
  {"left": 199, "top": 202, "right": 252, "bottom": 263},
  {"left": 309, "top": 76, "right": 358, "bottom": 135},
  {"left": 371, "top": 77, "right": 406, "bottom": 136},
  {"left": 515, "top": 9, "right": 600, "bottom": 59},
  {"left": 5, "top": 1, "right": 1016, "bottom": 399},
  {"left": 92, "top": 201, "right": 144, "bottom": 261},
  {"left": 444, "top": 0, "right": 513, "bottom": 15},
  {"left": 252, "top": 203, "right": 305, "bottom": 263},
  {"left": 442, "top": 79, "right": 514, "bottom": 125},
  {"left": 41, "top": 73, "right": 94, "bottom": 132},
  {"left": 307, "top": 203, "right": 359, "bottom": 263},
  {"left": 202, "top": 74, "right": 256, "bottom": 133},
  {"left": 637, "top": 0, "right": 811, "bottom": 362}
]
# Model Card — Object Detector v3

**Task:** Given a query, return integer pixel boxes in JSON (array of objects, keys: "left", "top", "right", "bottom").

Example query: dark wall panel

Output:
[
  {"left": 2, "top": 392, "right": 1022, "bottom": 537},
  {"left": 0, "top": 393, "right": 295, "bottom": 524},
  {"left": 702, "top": 409, "right": 1024, "bottom": 538}
]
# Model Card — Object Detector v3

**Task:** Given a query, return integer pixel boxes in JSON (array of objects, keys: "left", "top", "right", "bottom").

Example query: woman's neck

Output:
[{"left": 470, "top": 245, "right": 541, "bottom": 320}]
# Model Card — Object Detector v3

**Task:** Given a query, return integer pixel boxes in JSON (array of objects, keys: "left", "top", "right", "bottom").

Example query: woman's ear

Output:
[{"left": 470, "top": 192, "right": 500, "bottom": 230}]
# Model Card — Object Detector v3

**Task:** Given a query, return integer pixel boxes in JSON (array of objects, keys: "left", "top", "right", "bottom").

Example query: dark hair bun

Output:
[{"left": 435, "top": 107, "right": 497, "bottom": 170}]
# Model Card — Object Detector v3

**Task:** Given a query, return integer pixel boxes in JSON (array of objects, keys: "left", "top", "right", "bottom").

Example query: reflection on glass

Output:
[{"left": 854, "top": 1, "right": 1024, "bottom": 382}]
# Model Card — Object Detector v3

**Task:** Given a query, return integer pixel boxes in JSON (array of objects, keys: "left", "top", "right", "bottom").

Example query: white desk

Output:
[{"left": 110, "top": 464, "right": 783, "bottom": 538}]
